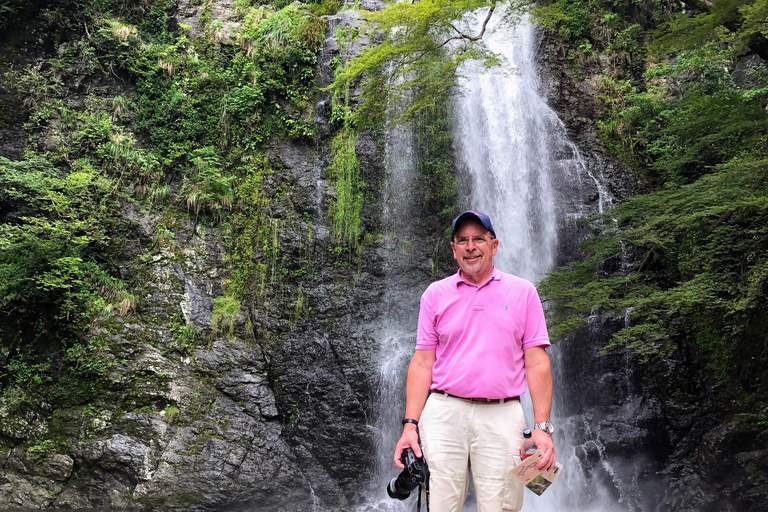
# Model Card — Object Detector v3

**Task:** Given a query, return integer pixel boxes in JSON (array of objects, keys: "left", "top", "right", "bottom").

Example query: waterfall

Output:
[
  {"left": 362, "top": 99, "right": 422, "bottom": 512},
  {"left": 362, "top": 12, "right": 647, "bottom": 512},
  {"left": 452, "top": 16, "right": 641, "bottom": 512}
]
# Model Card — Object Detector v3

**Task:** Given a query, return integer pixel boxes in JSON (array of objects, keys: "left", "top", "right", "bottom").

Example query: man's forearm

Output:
[
  {"left": 524, "top": 346, "right": 556, "bottom": 470},
  {"left": 403, "top": 350, "right": 435, "bottom": 421}
]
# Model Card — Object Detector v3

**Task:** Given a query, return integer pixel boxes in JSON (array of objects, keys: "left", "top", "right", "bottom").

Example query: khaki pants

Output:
[{"left": 420, "top": 392, "right": 526, "bottom": 512}]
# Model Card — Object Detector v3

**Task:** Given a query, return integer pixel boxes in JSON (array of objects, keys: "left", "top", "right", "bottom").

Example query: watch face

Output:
[{"left": 536, "top": 422, "right": 554, "bottom": 435}]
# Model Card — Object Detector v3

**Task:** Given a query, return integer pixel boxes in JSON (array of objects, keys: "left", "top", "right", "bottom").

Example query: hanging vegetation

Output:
[{"left": 534, "top": 0, "right": 768, "bottom": 405}]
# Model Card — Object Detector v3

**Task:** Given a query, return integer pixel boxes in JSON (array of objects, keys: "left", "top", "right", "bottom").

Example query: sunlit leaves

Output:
[
  {"left": 326, "top": 127, "right": 363, "bottom": 249},
  {"left": 0, "top": 156, "right": 128, "bottom": 354},
  {"left": 328, "top": 0, "right": 531, "bottom": 125}
]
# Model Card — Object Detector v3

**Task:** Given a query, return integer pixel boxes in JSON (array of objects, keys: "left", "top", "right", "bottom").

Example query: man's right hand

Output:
[{"left": 393, "top": 424, "right": 421, "bottom": 468}]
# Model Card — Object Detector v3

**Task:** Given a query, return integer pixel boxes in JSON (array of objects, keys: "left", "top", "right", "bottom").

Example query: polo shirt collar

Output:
[{"left": 454, "top": 266, "right": 501, "bottom": 288}]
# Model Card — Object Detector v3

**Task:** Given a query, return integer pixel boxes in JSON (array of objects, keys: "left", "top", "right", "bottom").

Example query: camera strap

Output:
[
  {"left": 416, "top": 464, "right": 430, "bottom": 512},
  {"left": 416, "top": 428, "right": 429, "bottom": 512}
]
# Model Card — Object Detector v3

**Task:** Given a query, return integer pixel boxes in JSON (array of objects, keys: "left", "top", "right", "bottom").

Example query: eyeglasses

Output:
[{"left": 454, "top": 236, "right": 495, "bottom": 247}]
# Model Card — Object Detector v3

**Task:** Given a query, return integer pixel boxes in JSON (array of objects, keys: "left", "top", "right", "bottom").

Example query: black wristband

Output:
[{"left": 402, "top": 418, "right": 419, "bottom": 426}]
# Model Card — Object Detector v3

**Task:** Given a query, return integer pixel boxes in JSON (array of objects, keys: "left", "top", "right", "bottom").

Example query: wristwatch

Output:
[{"left": 534, "top": 421, "right": 555, "bottom": 436}]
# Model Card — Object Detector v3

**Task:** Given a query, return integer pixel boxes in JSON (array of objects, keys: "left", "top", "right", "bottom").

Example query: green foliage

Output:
[
  {"left": 305, "top": 0, "right": 342, "bottom": 15},
  {"left": 531, "top": 0, "right": 679, "bottom": 72},
  {"left": 542, "top": 158, "right": 768, "bottom": 367},
  {"left": 169, "top": 316, "right": 201, "bottom": 356},
  {"left": 0, "top": 0, "right": 336, "bottom": 448},
  {"left": 183, "top": 147, "right": 233, "bottom": 219},
  {"left": 138, "top": 0, "right": 176, "bottom": 43},
  {"left": 534, "top": 0, "right": 589, "bottom": 41},
  {"left": 599, "top": 44, "right": 768, "bottom": 185},
  {"left": 4, "top": 65, "right": 64, "bottom": 113},
  {"left": 27, "top": 439, "right": 58, "bottom": 459},
  {"left": 111, "top": 3, "right": 324, "bottom": 173},
  {"left": 219, "top": 151, "right": 313, "bottom": 322},
  {"left": 329, "top": 0, "right": 531, "bottom": 125},
  {"left": 414, "top": 95, "right": 460, "bottom": 230},
  {"left": 163, "top": 404, "right": 180, "bottom": 424},
  {"left": 0, "top": 154, "right": 128, "bottom": 410},
  {"left": 212, "top": 295, "right": 241, "bottom": 336},
  {"left": 650, "top": 0, "right": 768, "bottom": 59},
  {"left": 223, "top": 155, "right": 273, "bottom": 303},
  {"left": 0, "top": 157, "right": 126, "bottom": 348},
  {"left": 738, "top": 0, "right": 768, "bottom": 56},
  {"left": 103, "top": 19, "right": 139, "bottom": 42},
  {"left": 327, "top": 127, "right": 364, "bottom": 250},
  {"left": 541, "top": 0, "right": 768, "bottom": 405},
  {"left": 0, "top": 0, "right": 28, "bottom": 29}
]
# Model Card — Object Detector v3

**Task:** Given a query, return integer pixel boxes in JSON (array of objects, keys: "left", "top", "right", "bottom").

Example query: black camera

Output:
[{"left": 387, "top": 448, "right": 429, "bottom": 500}]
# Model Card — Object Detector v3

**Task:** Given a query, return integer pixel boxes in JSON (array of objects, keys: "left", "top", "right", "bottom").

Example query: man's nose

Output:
[{"left": 466, "top": 238, "right": 476, "bottom": 250}]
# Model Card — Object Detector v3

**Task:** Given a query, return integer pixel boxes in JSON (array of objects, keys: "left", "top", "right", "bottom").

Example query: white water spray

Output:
[
  {"left": 363, "top": 12, "right": 634, "bottom": 512},
  {"left": 452, "top": 16, "right": 630, "bottom": 512},
  {"left": 362, "top": 104, "right": 421, "bottom": 512}
]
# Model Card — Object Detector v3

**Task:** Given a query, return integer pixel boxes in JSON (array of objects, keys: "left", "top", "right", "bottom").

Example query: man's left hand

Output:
[{"left": 531, "top": 428, "right": 556, "bottom": 471}]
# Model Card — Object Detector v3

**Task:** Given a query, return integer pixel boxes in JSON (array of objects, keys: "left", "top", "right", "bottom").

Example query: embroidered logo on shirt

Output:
[{"left": 505, "top": 305, "right": 508, "bottom": 311}]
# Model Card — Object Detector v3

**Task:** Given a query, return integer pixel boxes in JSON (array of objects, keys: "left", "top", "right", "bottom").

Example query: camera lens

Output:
[{"left": 387, "top": 476, "right": 411, "bottom": 500}]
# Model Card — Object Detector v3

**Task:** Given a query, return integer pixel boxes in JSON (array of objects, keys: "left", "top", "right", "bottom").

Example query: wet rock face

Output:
[
  {"left": 0, "top": 451, "right": 73, "bottom": 508},
  {"left": 0, "top": 212, "right": 315, "bottom": 510},
  {"left": 0, "top": 3, "right": 387, "bottom": 511},
  {"left": 538, "top": 27, "right": 768, "bottom": 512},
  {"left": 176, "top": 0, "right": 242, "bottom": 40},
  {"left": 658, "top": 414, "right": 768, "bottom": 512},
  {"left": 537, "top": 31, "right": 644, "bottom": 202}
]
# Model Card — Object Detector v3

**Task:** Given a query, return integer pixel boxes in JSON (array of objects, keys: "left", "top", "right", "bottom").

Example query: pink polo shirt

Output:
[{"left": 416, "top": 267, "right": 550, "bottom": 398}]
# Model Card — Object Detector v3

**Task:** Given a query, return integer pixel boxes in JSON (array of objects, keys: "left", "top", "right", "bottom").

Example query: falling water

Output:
[
  {"left": 452, "top": 15, "right": 643, "bottom": 512},
  {"left": 363, "top": 11, "right": 648, "bottom": 512},
  {"left": 362, "top": 104, "right": 422, "bottom": 511}
]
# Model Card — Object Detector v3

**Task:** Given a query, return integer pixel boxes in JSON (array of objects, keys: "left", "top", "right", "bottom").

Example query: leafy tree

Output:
[
  {"left": 539, "top": 2, "right": 768, "bottom": 404},
  {"left": 0, "top": 156, "right": 127, "bottom": 393},
  {"left": 329, "top": 0, "right": 532, "bottom": 125},
  {"left": 664, "top": 0, "right": 768, "bottom": 60}
]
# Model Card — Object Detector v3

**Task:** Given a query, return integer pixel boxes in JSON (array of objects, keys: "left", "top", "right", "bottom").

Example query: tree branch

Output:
[
  {"left": 437, "top": 6, "right": 496, "bottom": 49},
  {"left": 630, "top": 244, "right": 656, "bottom": 273}
]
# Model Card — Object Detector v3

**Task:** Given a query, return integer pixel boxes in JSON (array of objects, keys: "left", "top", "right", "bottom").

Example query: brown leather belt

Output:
[{"left": 432, "top": 389, "right": 520, "bottom": 404}]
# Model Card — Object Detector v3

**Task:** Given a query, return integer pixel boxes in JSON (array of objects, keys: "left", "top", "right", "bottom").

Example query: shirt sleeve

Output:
[
  {"left": 415, "top": 287, "right": 439, "bottom": 350},
  {"left": 522, "top": 283, "right": 550, "bottom": 349}
]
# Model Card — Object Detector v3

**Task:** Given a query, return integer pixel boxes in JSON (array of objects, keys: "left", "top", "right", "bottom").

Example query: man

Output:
[{"left": 393, "top": 210, "right": 556, "bottom": 512}]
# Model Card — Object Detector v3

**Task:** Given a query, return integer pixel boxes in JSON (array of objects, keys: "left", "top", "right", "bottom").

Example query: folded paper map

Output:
[{"left": 510, "top": 450, "right": 564, "bottom": 496}]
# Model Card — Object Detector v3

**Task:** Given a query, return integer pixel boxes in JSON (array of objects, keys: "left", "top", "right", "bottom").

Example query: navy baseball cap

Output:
[{"left": 451, "top": 210, "right": 496, "bottom": 238}]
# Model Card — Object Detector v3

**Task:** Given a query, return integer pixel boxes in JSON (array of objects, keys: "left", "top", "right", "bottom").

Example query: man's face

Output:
[{"left": 451, "top": 219, "right": 498, "bottom": 284}]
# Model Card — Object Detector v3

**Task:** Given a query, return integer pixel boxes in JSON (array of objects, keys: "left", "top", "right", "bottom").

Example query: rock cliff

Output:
[
  {"left": 0, "top": 2, "right": 391, "bottom": 510},
  {"left": 538, "top": 25, "right": 768, "bottom": 512}
]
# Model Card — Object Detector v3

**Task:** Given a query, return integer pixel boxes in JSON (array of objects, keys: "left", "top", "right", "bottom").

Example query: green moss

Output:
[
  {"left": 168, "top": 312, "right": 202, "bottom": 357},
  {"left": 26, "top": 439, "right": 59, "bottom": 459},
  {"left": 212, "top": 295, "right": 241, "bottom": 336},
  {"left": 163, "top": 404, "right": 181, "bottom": 424},
  {"left": 327, "top": 126, "right": 364, "bottom": 251},
  {"left": 0, "top": 0, "right": 338, "bottom": 460}
]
